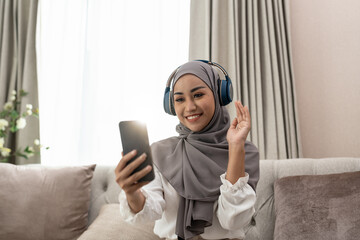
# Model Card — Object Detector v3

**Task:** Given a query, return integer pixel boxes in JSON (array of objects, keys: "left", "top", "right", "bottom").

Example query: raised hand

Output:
[{"left": 226, "top": 101, "right": 251, "bottom": 145}]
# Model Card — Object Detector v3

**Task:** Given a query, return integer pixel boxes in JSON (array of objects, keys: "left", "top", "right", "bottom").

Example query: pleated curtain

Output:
[
  {"left": 0, "top": 0, "right": 40, "bottom": 164},
  {"left": 189, "top": 0, "right": 302, "bottom": 159}
]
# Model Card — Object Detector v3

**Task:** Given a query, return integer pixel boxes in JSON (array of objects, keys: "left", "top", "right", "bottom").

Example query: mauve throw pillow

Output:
[
  {"left": 0, "top": 163, "right": 96, "bottom": 240},
  {"left": 274, "top": 171, "right": 360, "bottom": 240}
]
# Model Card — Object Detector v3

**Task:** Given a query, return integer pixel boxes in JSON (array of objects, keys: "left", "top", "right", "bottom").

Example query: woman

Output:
[{"left": 115, "top": 60, "right": 259, "bottom": 240}]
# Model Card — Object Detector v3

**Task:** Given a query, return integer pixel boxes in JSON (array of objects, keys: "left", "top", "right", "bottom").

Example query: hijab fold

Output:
[{"left": 151, "top": 61, "right": 259, "bottom": 239}]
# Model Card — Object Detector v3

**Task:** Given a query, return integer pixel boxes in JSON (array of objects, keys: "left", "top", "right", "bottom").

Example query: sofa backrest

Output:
[
  {"left": 245, "top": 157, "right": 360, "bottom": 240},
  {"left": 88, "top": 158, "right": 360, "bottom": 238},
  {"left": 88, "top": 166, "right": 121, "bottom": 225}
]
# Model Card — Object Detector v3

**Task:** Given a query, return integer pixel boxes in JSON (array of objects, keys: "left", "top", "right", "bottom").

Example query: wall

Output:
[{"left": 290, "top": 0, "right": 360, "bottom": 158}]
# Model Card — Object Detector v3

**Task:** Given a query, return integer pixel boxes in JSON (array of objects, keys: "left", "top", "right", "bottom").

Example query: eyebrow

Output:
[{"left": 174, "top": 86, "right": 206, "bottom": 95}]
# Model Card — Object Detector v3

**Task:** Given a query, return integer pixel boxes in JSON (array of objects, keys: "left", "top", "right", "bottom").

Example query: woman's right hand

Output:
[
  {"left": 115, "top": 150, "right": 152, "bottom": 195},
  {"left": 115, "top": 150, "right": 152, "bottom": 213}
]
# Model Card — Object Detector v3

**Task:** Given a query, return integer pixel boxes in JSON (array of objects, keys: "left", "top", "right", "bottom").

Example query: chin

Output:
[{"left": 187, "top": 125, "right": 205, "bottom": 132}]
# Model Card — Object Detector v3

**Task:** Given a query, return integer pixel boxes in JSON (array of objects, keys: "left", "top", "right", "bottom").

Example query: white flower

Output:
[
  {"left": 26, "top": 104, "right": 33, "bottom": 110},
  {"left": 4, "top": 102, "right": 13, "bottom": 111},
  {"left": 0, "top": 138, "right": 4, "bottom": 148},
  {"left": 1, "top": 147, "right": 11, "bottom": 157},
  {"left": 0, "top": 119, "right": 9, "bottom": 131},
  {"left": 34, "top": 139, "right": 40, "bottom": 145},
  {"left": 16, "top": 118, "right": 27, "bottom": 129},
  {"left": 25, "top": 147, "right": 35, "bottom": 158},
  {"left": 11, "top": 90, "right": 16, "bottom": 95},
  {"left": 10, "top": 95, "right": 16, "bottom": 101},
  {"left": 27, "top": 109, "right": 33, "bottom": 116}
]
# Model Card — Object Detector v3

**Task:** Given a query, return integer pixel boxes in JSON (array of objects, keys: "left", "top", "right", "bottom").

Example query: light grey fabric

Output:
[
  {"left": 0, "top": 0, "right": 40, "bottom": 164},
  {"left": 189, "top": 0, "right": 302, "bottom": 160},
  {"left": 274, "top": 171, "right": 360, "bottom": 240},
  {"left": 246, "top": 157, "right": 360, "bottom": 240}
]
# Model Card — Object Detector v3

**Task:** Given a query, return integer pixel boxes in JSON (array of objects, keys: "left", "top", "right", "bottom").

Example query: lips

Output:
[{"left": 185, "top": 113, "right": 202, "bottom": 122}]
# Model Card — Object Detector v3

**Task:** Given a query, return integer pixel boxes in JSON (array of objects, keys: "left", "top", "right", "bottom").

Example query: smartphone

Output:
[{"left": 119, "top": 121, "right": 155, "bottom": 182}]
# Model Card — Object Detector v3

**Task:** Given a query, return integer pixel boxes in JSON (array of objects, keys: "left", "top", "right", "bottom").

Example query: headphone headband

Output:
[{"left": 165, "top": 60, "right": 229, "bottom": 88}]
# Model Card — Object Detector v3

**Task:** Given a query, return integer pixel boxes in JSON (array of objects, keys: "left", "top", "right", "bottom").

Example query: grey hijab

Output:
[{"left": 151, "top": 61, "right": 259, "bottom": 240}]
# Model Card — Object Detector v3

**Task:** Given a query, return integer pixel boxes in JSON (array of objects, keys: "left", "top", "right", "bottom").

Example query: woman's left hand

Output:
[{"left": 226, "top": 101, "right": 251, "bottom": 145}]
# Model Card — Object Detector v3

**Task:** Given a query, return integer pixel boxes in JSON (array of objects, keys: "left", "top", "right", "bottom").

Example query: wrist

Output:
[
  {"left": 228, "top": 141, "right": 245, "bottom": 150},
  {"left": 227, "top": 142, "right": 246, "bottom": 184},
  {"left": 126, "top": 190, "right": 145, "bottom": 213},
  {"left": 126, "top": 189, "right": 142, "bottom": 202}
]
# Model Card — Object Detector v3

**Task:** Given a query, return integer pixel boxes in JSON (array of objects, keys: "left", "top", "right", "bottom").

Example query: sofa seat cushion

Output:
[
  {"left": 78, "top": 204, "right": 163, "bottom": 240},
  {"left": 0, "top": 163, "right": 96, "bottom": 240},
  {"left": 274, "top": 170, "right": 360, "bottom": 240}
]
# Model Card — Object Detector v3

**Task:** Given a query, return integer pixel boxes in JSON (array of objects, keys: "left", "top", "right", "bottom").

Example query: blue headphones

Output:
[{"left": 163, "top": 60, "right": 233, "bottom": 116}]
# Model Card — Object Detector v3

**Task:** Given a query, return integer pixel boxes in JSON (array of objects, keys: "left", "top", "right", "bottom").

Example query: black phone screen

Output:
[{"left": 119, "top": 121, "right": 155, "bottom": 182}]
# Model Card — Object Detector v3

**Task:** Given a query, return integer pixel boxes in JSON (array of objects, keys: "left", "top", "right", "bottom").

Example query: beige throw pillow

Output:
[
  {"left": 78, "top": 204, "right": 163, "bottom": 240},
  {"left": 0, "top": 163, "right": 96, "bottom": 240},
  {"left": 274, "top": 171, "right": 360, "bottom": 240}
]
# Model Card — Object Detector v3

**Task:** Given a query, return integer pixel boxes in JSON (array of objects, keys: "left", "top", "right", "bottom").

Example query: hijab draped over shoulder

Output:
[{"left": 151, "top": 61, "right": 259, "bottom": 240}]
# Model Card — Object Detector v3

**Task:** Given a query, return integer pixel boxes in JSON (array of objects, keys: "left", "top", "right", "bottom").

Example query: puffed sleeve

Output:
[
  {"left": 118, "top": 166, "right": 166, "bottom": 224},
  {"left": 216, "top": 173, "right": 256, "bottom": 230}
]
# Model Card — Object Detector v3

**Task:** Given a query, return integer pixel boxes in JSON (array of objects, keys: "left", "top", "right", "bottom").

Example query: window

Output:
[{"left": 37, "top": 0, "right": 190, "bottom": 165}]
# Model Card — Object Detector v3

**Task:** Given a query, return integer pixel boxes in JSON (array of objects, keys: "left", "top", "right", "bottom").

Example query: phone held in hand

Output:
[{"left": 119, "top": 121, "right": 155, "bottom": 182}]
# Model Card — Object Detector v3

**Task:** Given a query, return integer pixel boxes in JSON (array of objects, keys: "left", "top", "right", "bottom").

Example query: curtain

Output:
[
  {"left": 37, "top": 0, "right": 190, "bottom": 166},
  {"left": 189, "top": 0, "right": 301, "bottom": 159},
  {"left": 0, "top": 0, "right": 40, "bottom": 164}
]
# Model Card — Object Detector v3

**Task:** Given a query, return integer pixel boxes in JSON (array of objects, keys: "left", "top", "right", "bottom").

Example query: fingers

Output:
[
  {"left": 235, "top": 101, "right": 245, "bottom": 123},
  {"left": 115, "top": 151, "right": 153, "bottom": 193},
  {"left": 123, "top": 165, "right": 152, "bottom": 187},
  {"left": 234, "top": 100, "right": 251, "bottom": 127},
  {"left": 117, "top": 152, "right": 147, "bottom": 179},
  {"left": 115, "top": 149, "right": 137, "bottom": 173},
  {"left": 126, "top": 181, "right": 150, "bottom": 194},
  {"left": 235, "top": 101, "right": 241, "bottom": 122},
  {"left": 244, "top": 105, "right": 251, "bottom": 127},
  {"left": 230, "top": 117, "right": 238, "bottom": 130},
  {"left": 117, "top": 165, "right": 152, "bottom": 194}
]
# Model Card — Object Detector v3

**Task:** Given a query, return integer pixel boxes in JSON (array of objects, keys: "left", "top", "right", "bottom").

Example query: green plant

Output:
[{"left": 0, "top": 90, "right": 47, "bottom": 162}]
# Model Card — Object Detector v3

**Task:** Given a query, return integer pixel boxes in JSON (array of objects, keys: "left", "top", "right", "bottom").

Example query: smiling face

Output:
[{"left": 173, "top": 74, "right": 216, "bottom": 132}]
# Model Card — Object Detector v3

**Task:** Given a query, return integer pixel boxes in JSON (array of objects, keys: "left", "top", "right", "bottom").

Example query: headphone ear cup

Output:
[
  {"left": 163, "top": 87, "right": 176, "bottom": 115},
  {"left": 225, "top": 77, "right": 233, "bottom": 105},
  {"left": 218, "top": 79, "right": 226, "bottom": 106},
  {"left": 169, "top": 91, "right": 176, "bottom": 115},
  {"left": 163, "top": 87, "right": 171, "bottom": 115},
  {"left": 218, "top": 78, "right": 233, "bottom": 106}
]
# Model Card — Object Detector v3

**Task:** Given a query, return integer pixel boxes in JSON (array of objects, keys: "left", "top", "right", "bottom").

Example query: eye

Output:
[
  {"left": 194, "top": 93, "right": 204, "bottom": 98},
  {"left": 175, "top": 97, "right": 184, "bottom": 103}
]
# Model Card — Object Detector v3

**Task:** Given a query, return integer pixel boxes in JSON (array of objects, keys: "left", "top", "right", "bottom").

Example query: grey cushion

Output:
[{"left": 274, "top": 171, "right": 360, "bottom": 240}]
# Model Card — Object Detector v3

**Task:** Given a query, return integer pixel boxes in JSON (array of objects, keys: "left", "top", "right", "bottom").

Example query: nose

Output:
[{"left": 185, "top": 99, "right": 196, "bottom": 112}]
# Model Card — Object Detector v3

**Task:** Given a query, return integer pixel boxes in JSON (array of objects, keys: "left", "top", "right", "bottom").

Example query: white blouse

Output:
[{"left": 118, "top": 166, "right": 256, "bottom": 240}]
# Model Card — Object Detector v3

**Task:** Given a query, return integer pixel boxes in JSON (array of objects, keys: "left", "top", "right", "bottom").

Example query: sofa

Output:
[{"left": 1, "top": 157, "right": 360, "bottom": 240}]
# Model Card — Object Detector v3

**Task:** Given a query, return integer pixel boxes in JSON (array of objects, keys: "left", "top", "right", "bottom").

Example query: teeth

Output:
[{"left": 187, "top": 115, "right": 200, "bottom": 120}]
